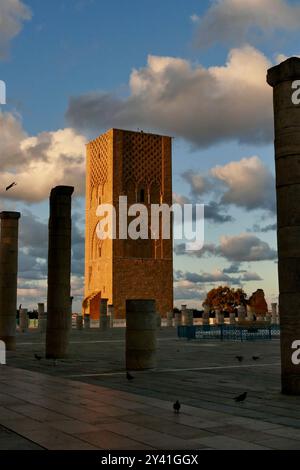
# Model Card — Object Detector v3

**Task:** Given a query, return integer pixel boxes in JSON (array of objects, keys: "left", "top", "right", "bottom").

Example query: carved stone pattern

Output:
[
  {"left": 90, "top": 134, "right": 109, "bottom": 190},
  {"left": 123, "top": 132, "right": 162, "bottom": 186}
]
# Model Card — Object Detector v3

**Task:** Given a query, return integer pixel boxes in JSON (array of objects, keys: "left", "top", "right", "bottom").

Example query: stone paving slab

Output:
[{"left": 0, "top": 328, "right": 299, "bottom": 449}]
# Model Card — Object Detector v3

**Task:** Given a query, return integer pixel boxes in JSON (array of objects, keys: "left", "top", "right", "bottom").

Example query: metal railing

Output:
[{"left": 178, "top": 324, "right": 280, "bottom": 342}]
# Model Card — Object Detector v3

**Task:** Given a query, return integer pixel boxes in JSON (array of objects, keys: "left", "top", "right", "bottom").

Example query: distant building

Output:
[{"left": 83, "top": 129, "right": 173, "bottom": 319}]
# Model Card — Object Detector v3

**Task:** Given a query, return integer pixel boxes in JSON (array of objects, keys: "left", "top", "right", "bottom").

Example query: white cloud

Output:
[
  {"left": 211, "top": 156, "right": 275, "bottom": 212},
  {"left": 182, "top": 170, "right": 212, "bottom": 196},
  {"left": 172, "top": 192, "right": 191, "bottom": 206},
  {"left": 194, "top": 0, "right": 300, "bottom": 48},
  {"left": 241, "top": 271, "right": 262, "bottom": 281},
  {"left": 175, "top": 232, "right": 277, "bottom": 262},
  {"left": 0, "top": 0, "right": 31, "bottom": 59},
  {"left": 0, "top": 112, "right": 87, "bottom": 202},
  {"left": 66, "top": 45, "right": 273, "bottom": 148},
  {"left": 218, "top": 233, "right": 277, "bottom": 262},
  {"left": 181, "top": 156, "right": 275, "bottom": 214}
]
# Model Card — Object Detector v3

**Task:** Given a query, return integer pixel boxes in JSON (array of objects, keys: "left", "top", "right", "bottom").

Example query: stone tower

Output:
[{"left": 83, "top": 129, "right": 173, "bottom": 320}]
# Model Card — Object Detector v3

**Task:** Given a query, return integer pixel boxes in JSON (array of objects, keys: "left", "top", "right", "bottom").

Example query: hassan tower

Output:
[{"left": 83, "top": 129, "right": 173, "bottom": 319}]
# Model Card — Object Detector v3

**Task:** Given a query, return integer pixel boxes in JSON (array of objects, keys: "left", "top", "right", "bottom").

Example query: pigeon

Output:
[
  {"left": 34, "top": 354, "right": 42, "bottom": 361},
  {"left": 234, "top": 392, "right": 247, "bottom": 403},
  {"left": 173, "top": 400, "right": 181, "bottom": 414},
  {"left": 6, "top": 182, "right": 17, "bottom": 191},
  {"left": 252, "top": 356, "right": 260, "bottom": 361},
  {"left": 126, "top": 371, "right": 134, "bottom": 381},
  {"left": 236, "top": 355, "right": 244, "bottom": 362}
]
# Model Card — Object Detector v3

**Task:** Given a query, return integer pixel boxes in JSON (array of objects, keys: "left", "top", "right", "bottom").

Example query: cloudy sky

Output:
[{"left": 2, "top": 0, "right": 299, "bottom": 310}]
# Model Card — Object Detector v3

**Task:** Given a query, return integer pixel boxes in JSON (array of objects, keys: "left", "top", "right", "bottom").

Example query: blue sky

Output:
[{"left": 2, "top": 0, "right": 300, "bottom": 310}]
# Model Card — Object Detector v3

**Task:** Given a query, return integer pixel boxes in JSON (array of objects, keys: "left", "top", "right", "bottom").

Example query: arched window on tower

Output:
[
  {"left": 150, "top": 181, "right": 161, "bottom": 204},
  {"left": 126, "top": 180, "right": 136, "bottom": 204},
  {"left": 137, "top": 181, "right": 147, "bottom": 204},
  {"left": 138, "top": 188, "right": 145, "bottom": 203}
]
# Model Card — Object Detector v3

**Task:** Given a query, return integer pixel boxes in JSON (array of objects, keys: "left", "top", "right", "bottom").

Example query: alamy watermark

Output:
[
  {"left": 95, "top": 197, "right": 204, "bottom": 251},
  {"left": 0, "top": 80, "right": 6, "bottom": 105}
]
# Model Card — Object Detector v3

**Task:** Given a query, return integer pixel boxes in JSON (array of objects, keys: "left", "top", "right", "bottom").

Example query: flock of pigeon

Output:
[{"left": 32, "top": 354, "right": 259, "bottom": 412}]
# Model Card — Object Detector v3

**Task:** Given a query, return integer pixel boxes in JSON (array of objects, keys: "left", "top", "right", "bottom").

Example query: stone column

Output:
[
  {"left": 229, "top": 313, "right": 236, "bottom": 325},
  {"left": 19, "top": 308, "right": 28, "bottom": 333},
  {"left": 174, "top": 312, "right": 182, "bottom": 327},
  {"left": 187, "top": 309, "right": 194, "bottom": 326},
  {"left": 265, "top": 313, "right": 271, "bottom": 323},
  {"left": 69, "top": 296, "right": 74, "bottom": 330},
  {"left": 267, "top": 57, "right": 300, "bottom": 394},
  {"left": 237, "top": 305, "right": 246, "bottom": 323},
  {"left": 247, "top": 305, "right": 254, "bottom": 322},
  {"left": 156, "top": 312, "right": 162, "bottom": 328},
  {"left": 166, "top": 311, "right": 173, "bottom": 327},
  {"left": 182, "top": 305, "right": 193, "bottom": 326},
  {"left": 84, "top": 314, "right": 90, "bottom": 329},
  {"left": 277, "top": 307, "right": 281, "bottom": 326},
  {"left": 0, "top": 212, "right": 20, "bottom": 350},
  {"left": 202, "top": 304, "right": 210, "bottom": 326},
  {"left": 38, "top": 303, "right": 47, "bottom": 334},
  {"left": 108, "top": 305, "right": 114, "bottom": 328},
  {"left": 76, "top": 315, "right": 83, "bottom": 330},
  {"left": 126, "top": 299, "right": 157, "bottom": 370},
  {"left": 181, "top": 305, "right": 187, "bottom": 325},
  {"left": 46, "top": 186, "right": 74, "bottom": 359},
  {"left": 99, "top": 299, "right": 108, "bottom": 330},
  {"left": 271, "top": 303, "right": 278, "bottom": 325},
  {"left": 215, "top": 309, "right": 224, "bottom": 325}
]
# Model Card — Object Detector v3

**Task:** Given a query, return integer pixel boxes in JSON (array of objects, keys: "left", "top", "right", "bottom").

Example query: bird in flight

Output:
[
  {"left": 6, "top": 182, "right": 17, "bottom": 191},
  {"left": 173, "top": 400, "right": 181, "bottom": 414},
  {"left": 234, "top": 392, "right": 247, "bottom": 403}
]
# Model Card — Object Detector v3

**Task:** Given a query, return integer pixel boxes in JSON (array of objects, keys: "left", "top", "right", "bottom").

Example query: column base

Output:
[
  {"left": 282, "top": 374, "right": 300, "bottom": 395},
  {"left": 0, "top": 335, "right": 16, "bottom": 352}
]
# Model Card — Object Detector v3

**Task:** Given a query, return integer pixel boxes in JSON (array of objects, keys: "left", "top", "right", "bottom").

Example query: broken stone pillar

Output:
[
  {"left": 229, "top": 313, "right": 236, "bottom": 325},
  {"left": 99, "top": 299, "right": 108, "bottom": 330},
  {"left": 237, "top": 305, "right": 246, "bottom": 323},
  {"left": 181, "top": 305, "right": 187, "bottom": 325},
  {"left": 267, "top": 57, "right": 300, "bottom": 394},
  {"left": 0, "top": 212, "right": 20, "bottom": 351},
  {"left": 271, "top": 303, "right": 278, "bottom": 325},
  {"left": 84, "top": 314, "right": 90, "bottom": 329},
  {"left": 166, "top": 311, "right": 173, "bottom": 327},
  {"left": 46, "top": 186, "right": 74, "bottom": 359},
  {"left": 108, "top": 304, "right": 114, "bottom": 328},
  {"left": 76, "top": 315, "right": 83, "bottom": 330},
  {"left": 247, "top": 305, "right": 254, "bottom": 322},
  {"left": 69, "top": 296, "right": 74, "bottom": 330},
  {"left": 19, "top": 308, "right": 28, "bottom": 333},
  {"left": 202, "top": 304, "right": 210, "bottom": 326},
  {"left": 174, "top": 312, "right": 182, "bottom": 327},
  {"left": 156, "top": 312, "right": 162, "bottom": 328},
  {"left": 38, "top": 303, "right": 47, "bottom": 334},
  {"left": 182, "top": 305, "right": 193, "bottom": 326},
  {"left": 265, "top": 313, "right": 272, "bottom": 323},
  {"left": 126, "top": 299, "right": 156, "bottom": 370},
  {"left": 215, "top": 309, "right": 224, "bottom": 325}
]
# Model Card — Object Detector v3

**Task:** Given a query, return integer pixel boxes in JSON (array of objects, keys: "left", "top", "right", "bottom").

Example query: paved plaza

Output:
[{"left": 0, "top": 328, "right": 299, "bottom": 450}]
